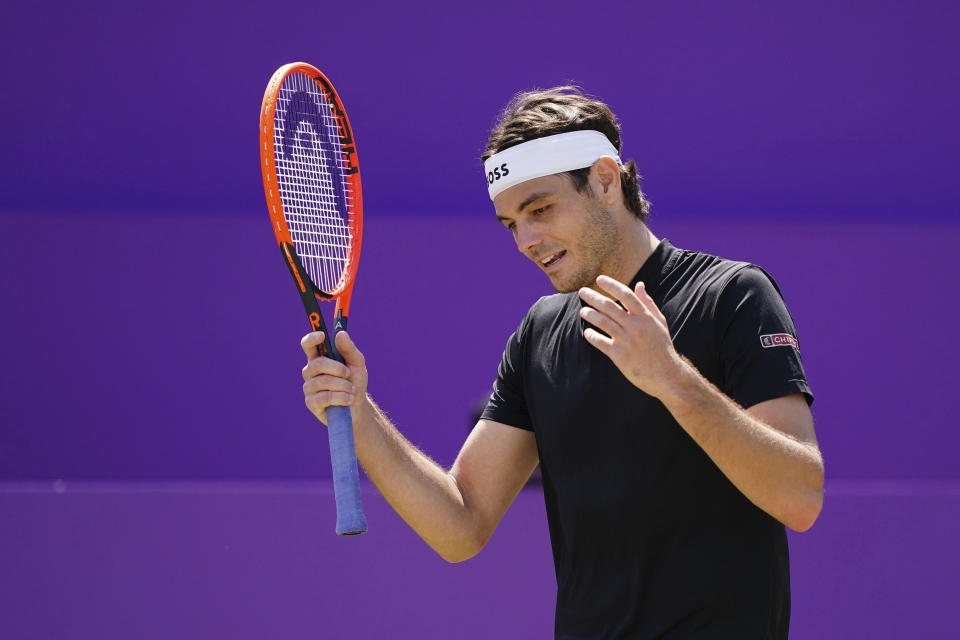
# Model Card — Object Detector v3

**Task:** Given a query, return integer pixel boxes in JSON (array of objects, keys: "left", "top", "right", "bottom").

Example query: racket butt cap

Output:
[{"left": 336, "top": 515, "right": 368, "bottom": 536}]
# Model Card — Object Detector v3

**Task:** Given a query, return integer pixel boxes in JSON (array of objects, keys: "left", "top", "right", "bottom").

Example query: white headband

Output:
[{"left": 483, "top": 130, "right": 621, "bottom": 200}]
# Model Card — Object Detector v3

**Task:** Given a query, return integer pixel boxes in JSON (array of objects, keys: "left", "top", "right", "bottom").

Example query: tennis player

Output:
[{"left": 301, "top": 87, "right": 822, "bottom": 639}]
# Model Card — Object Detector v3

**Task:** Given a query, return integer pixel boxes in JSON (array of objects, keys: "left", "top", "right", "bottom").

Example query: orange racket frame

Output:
[{"left": 259, "top": 62, "right": 364, "bottom": 317}]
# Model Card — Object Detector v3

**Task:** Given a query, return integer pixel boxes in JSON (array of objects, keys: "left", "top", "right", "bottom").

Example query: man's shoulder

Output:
[
  {"left": 514, "top": 292, "right": 579, "bottom": 338},
  {"left": 528, "top": 291, "right": 578, "bottom": 316},
  {"left": 673, "top": 246, "right": 752, "bottom": 282},
  {"left": 669, "top": 246, "right": 780, "bottom": 300},
  {"left": 668, "top": 247, "right": 794, "bottom": 331}
]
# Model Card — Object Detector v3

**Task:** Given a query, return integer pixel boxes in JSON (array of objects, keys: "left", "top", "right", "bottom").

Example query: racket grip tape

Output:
[
  {"left": 314, "top": 320, "right": 366, "bottom": 534},
  {"left": 326, "top": 405, "right": 368, "bottom": 535}
]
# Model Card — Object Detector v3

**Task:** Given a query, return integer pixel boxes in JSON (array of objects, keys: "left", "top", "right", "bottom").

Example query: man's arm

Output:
[
  {"left": 301, "top": 331, "right": 539, "bottom": 561},
  {"left": 579, "top": 276, "right": 824, "bottom": 532},
  {"left": 660, "top": 379, "right": 822, "bottom": 531}
]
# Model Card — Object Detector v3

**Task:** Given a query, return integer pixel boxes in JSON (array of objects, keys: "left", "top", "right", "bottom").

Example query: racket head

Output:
[{"left": 260, "top": 62, "right": 363, "bottom": 314}]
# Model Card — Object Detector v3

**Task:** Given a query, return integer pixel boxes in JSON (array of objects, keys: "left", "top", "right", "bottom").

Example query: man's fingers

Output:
[
  {"left": 335, "top": 331, "right": 366, "bottom": 367},
  {"left": 305, "top": 390, "right": 355, "bottom": 419},
  {"left": 304, "top": 331, "right": 364, "bottom": 370},
  {"left": 595, "top": 275, "right": 646, "bottom": 316},
  {"left": 305, "top": 390, "right": 355, "bottom": 409},
  {"left": 303, "top": 375, "right": 356, "bottom": 396},
  {"left": 633, "top": 281, "right": 660, "bottom": 316},
  {"left": 323, "top": 391, "right": 355, "bottom": 406},
  {"left": 630, "top": 281, "right": 654, "bottom": 316},
  {"left": 302, "top": 355, "right": 350, "bottom": 381},
  {"left": 300, "top": 331, "right": 326, "bottom": 359},
  {"left": 578, "top": 287, "right": 628, "bottom": 324},
  {"left": 579, "top": 306, "right": 624, "bottom": 338},
  {"left": 583, "top": 327, "right": 616, "bottom": 356}
]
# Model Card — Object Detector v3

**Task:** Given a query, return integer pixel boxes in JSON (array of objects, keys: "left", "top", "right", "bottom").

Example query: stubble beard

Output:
[{"left": 549, "top": 198, "right": 620, "bottom": 293}]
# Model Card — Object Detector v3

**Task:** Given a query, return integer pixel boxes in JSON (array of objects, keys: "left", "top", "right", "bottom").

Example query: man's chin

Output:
[{"left": 548, "top": 271, "right": 592, "bottom": 294}]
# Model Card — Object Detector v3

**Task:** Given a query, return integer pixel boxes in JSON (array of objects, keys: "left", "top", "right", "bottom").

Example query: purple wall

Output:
[
  {"left": 2, "top": 1, "right": 957, "bottom": 220},
  {"left": 2, "top": 214, "right": 959, "bottom": 481},
  {"left": 2, "top": 1, "right": 958, "bottom": 637}
]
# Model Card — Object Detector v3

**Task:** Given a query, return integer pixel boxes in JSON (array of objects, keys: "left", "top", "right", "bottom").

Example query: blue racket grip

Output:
[{"left": 326, "top": 404, "right": 368, "bottom": 535}]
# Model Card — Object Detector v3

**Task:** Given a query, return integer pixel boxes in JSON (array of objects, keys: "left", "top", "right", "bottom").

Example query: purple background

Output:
[{"left": 1, "top": 1, "right": 958, "bottom": 637}]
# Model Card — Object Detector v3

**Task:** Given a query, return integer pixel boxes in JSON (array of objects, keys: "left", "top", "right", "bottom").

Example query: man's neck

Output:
[{"left": 608, "top": 218, "right": 660, "bottom": 286}]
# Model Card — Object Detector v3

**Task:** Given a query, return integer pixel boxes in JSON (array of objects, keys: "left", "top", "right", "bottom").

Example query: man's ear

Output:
[{"left": 590, "top": 157, "right": 622, "bottom": 205}]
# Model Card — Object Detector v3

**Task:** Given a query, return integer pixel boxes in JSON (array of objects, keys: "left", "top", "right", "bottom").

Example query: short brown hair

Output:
[{"left": 482, "top": 86, "right": 651, "bottom": 221}]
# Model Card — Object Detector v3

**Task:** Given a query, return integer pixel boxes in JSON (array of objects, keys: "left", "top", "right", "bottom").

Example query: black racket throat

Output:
[{"left": 281, "top": 243, "right": 348, "bottom": 362}]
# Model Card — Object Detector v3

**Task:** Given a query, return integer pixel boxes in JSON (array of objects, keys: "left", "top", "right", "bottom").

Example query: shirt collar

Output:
[{"left": 628, "top": 238, "right": 679, "bottom": 296}]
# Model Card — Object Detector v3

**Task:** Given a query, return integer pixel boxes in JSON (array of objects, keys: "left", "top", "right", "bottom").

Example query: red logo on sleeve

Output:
[{"left": 760, "top": 333, "right": 799, "bottom": 351}]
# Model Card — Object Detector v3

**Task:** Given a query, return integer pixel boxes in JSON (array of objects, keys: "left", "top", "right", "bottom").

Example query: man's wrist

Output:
[
  {"left": 355, "top": 392, "right": 376, "bottom": 421},
  {"left": 655, "top": 355, "right": 705, "bottom": 411}
]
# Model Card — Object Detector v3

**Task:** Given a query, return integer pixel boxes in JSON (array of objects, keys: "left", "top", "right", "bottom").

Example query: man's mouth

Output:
[{"left": 539, "top": 250, "right": 567, "bottom": 270}]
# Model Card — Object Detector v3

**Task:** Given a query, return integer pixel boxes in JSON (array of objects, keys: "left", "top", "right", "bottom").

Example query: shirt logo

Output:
[{"left": 760, "top": 333, "right": 799, "bottom": 351}]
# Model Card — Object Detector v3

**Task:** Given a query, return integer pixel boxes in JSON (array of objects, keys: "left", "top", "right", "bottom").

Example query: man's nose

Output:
[{"left": 516, "top": 222, "right": 541, "bottom": 256}]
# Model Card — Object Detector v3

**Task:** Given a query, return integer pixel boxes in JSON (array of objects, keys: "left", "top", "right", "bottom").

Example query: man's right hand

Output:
[
  {"left": 301, "top": 329, "right": 539, "bottom": 563},
  {"left": 300, "top": 331, "right": 368, "bottom": 425}
]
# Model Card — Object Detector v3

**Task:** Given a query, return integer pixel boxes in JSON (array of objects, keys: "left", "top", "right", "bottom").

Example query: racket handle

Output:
[{"left": 326, "top": 405, "right": 368, "bottom": 535}]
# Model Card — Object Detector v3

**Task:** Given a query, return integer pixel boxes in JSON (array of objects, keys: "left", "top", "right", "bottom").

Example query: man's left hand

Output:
[{"left": 578, "top": 275, "right": 687, "bottom": 400}]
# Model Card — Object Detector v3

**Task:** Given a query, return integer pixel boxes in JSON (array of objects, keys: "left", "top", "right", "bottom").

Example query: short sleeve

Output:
[
  {"left": 715, "top": 266, "right": 814, "bottom": 409},
  {"left": 480, "top": 320, "right": 534, "bottom": 431}
]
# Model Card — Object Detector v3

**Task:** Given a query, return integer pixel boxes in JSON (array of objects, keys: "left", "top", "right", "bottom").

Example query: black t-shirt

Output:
[{"left": 481, "top": 239, "right": 812, "bottom": 639}]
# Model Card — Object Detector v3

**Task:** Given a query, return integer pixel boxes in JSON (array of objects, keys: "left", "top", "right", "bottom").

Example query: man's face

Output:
[{"left": 494, "top": 173, "right": 619, "bottom": 293}]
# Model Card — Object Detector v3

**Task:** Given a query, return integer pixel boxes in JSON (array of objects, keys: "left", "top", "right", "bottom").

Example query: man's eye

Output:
[{"left": 532, "top": 205, "right": 548, "bottom": 215}]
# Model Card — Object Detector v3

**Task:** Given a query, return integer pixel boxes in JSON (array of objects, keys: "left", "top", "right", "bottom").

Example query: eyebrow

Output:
[{"left": 495, "top": 191, "right": 553, "bottom": 224}]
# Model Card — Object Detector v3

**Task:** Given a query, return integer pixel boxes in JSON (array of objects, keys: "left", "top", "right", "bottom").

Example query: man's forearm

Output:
[
  {"left": 658, "top": 359, "right": 824, "bottom": 531},
  {"left": 352, "top": 395, "right": 482, "bottom": 561}
]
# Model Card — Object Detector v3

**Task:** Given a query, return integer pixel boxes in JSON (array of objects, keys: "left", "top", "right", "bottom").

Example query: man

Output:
[{"left": 301, "top": 87, "right": 823, "bottom": 639}]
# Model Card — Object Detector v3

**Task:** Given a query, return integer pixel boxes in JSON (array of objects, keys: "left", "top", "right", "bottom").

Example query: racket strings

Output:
[{"left": 273, "top": 72, "right": 353, "bottom": 294}]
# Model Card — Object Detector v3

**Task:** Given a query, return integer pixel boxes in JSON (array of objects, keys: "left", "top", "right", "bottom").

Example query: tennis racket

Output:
[{"left": 259, "top": 62, "right": 367, "bottom": 535}]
